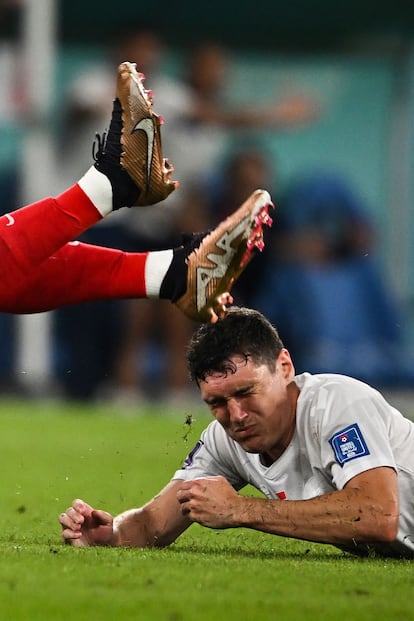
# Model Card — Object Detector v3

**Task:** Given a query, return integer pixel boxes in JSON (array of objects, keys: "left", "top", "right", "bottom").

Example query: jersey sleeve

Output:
[
  {"left": 172, "top": 420, "right": 247, "bottom": 489},
  {"left": 318, "top": 383, "right": 397, "bottom": 490}
]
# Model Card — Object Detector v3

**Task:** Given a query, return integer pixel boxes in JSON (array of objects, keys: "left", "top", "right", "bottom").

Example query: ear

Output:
[{"left": 277, "top": 348, "right": 295, "bottom": 381}]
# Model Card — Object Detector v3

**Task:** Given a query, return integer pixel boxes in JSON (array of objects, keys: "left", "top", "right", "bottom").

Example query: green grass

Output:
[{"left": 0, "top": 399, "right": 413, "bottom": 621}]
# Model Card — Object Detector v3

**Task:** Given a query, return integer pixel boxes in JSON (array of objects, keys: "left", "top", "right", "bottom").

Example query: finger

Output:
[
  {"left": 61, "top": 527, "right": 82, "bottom": 542},
  {"left": 179, "top": 502, "right": 192, "bottom": 516},
  {"left": 65, "top": 506, "right": 86, "bottom": 525},
  {"left": 178, "top": 480, "right": 195, "bottom": 491},
  {"left": 176, "top": 490, "right": 189, "bottom": 504},
  {"left": 59, "top": 511, "right": 82, "bottom": 531},
  {"left": 72, "top": 498, "right": 93, "bottom": 515},
  {"left": 62, "top": 529, "right": 89, "bottom": 547},
  {"left": 208, "top": 307, "right": 219, "bottom": 324}
]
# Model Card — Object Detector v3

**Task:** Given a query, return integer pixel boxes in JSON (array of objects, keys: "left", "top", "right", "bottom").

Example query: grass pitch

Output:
[{"left": 0, "top": 399, "right": 412, "bottom": 621}]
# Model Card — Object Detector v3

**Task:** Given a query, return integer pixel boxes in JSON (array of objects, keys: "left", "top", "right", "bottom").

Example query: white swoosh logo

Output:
[
  {"left": 5, "top": 213, "right": 15, "bottom": 226},
  {"left": 132, "top": 117, "right": 154, "bottom": 190}
]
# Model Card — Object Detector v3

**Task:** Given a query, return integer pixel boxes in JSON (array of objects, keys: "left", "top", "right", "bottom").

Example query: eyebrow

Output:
[{"left": 203, "top": 383, "right": 256, "bottom": 405}]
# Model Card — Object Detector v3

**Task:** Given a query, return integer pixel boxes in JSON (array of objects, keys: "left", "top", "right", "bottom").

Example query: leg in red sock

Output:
[
  {"left": 0, "top": 184, "right": 102, "bottom": 274},
  {"left": 0, "top": 241, "right": 149, "bottom": 313}
]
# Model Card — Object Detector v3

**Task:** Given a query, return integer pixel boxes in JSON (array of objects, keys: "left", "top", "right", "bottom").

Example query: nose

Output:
[{"left": 227, "top": 398, "right": 247, "bottom": 423}]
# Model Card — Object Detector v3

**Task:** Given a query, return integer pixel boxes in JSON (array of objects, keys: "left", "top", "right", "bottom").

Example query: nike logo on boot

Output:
[{"left": 132, "top": 118, "right": 155, "bottom": 190}]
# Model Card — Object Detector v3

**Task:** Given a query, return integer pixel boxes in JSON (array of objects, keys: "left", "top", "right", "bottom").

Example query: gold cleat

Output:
[
  {"left": 175, "top": 189, "right": 274, "bottom": 323},
  {"left": 94, "top": 61, "right": 178, "bottom": 209}
]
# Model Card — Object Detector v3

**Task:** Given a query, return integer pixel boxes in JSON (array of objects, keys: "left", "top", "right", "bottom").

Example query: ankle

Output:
[
  {"left": 78, "top": 166, "right": 113, "bottom": 216},
  {"left": 145, "top": 249, "right": 174, "bottom": 298}
]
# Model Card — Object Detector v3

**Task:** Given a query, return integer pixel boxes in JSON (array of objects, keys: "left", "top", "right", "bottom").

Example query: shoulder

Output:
[
  {"left": 294, "top": 373, "right": 391, "bottom": 441},
  {"left": 295, "top": 372, "right": 382, "bottom": 406}
]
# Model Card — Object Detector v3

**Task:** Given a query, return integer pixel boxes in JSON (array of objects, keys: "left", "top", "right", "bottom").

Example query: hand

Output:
[
  {"left": 266, "top": 94, "right": 321, "bottom": 127},
  {"left": 176, "top": 476, "right": 243, "bottom": 529},
  {"left": 59, "top": 498, "right": 114, "bottom": 547}
]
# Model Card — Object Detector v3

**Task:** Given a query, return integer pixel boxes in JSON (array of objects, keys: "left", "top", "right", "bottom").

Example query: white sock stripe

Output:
[
  {"left": 78, "top": 166, "right": 113, "bottom": 216},
  {"left": 145, "top": 249, "right": 173, "bottom": 298}
]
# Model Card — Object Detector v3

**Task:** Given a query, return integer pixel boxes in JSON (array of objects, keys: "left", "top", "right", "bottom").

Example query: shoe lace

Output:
[
  {"left": 92, "top": 99, "right": 123, "bottom": 167},
  {"left": 92, "top": 131, "right": 107, "bottom": 163}
]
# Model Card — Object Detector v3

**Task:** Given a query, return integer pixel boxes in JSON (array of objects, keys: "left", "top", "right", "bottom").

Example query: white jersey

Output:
[{"left": 173, "top": 373, "right": 414, "bottom": 557}]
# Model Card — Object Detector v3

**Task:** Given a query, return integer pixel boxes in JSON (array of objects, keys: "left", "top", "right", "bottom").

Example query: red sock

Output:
[
  {"left": 3, "top": 241, "right": 148, "bottom": 313},
  {"left": 0, "top": 184, "right": 149, "bottom": 312},
  {"left": 0, "top": 184, "right": 102, "bottom": 271}
]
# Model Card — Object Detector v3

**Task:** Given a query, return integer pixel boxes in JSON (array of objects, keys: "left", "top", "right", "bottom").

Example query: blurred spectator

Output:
[
  {"left": 56, "top": 27, "right": 318, "bottom": 235},
  {"left": 108, "top": 144, "right": 279, "bottom": 406},
  {"left": 160, "top": 41, "right": 319, "bottom": 192},
  {"left": 108, "top": 35, "right": 320, "bottom": 406},
  {"left": 107, "top": 300, "right": 198, "bottom": 407},
  {"left": 53, "top": 27, "right": 319, "bottom": 403},
  {"left": 52, "top": 25, "right": 180, "bottom": 401},
  {"left": 254, "top": 171, "right": 414, "bottom": 388}
]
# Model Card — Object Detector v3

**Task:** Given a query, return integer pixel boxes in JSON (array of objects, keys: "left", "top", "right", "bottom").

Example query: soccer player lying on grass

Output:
[
  {"left": 60, "top": 307, "right": 414, "bottom": 559},
  {"left": 0, "top": 63, "right": 273, "bottom": 323}
]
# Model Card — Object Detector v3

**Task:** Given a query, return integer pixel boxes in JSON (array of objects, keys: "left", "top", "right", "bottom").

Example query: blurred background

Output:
[{"left": 1, "top": 0, "right": 414, "bottom": 408}]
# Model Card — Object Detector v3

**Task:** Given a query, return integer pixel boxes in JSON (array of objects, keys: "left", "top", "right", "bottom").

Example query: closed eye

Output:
[
  {"left": 205, "top": 385, "right": 256, "bottom": 408},
  {"left": 233, "top": 385, "right": 256, "bottom": 399},
  {"left": 205, "top": 398, "right": 225, "bottom": 409}
]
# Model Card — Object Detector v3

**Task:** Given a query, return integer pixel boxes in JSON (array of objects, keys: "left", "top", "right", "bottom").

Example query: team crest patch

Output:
[{"left": 329, "top": 424, "right": 370, "bottom": 466}]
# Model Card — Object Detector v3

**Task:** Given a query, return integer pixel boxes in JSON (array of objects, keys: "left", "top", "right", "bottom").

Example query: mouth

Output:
[{"left": 234, "top": 425, "right": 256, "bottom": 439}]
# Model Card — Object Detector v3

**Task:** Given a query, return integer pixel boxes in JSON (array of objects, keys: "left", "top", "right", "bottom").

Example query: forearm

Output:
[
  {"left": 211, "top": 101, "right": 315, "bottom": 129},
  {"left": 236, "top": 489, "right": 398, "bottom": 545},
  {"left": 196, "top": 101, "right": 273, "bottom": 129},
  {"left": 112, "top": 508, "right": 172, "bottom": 548},
  {"left": 112, "top": 484, "right": 192, "bottom": 548}
]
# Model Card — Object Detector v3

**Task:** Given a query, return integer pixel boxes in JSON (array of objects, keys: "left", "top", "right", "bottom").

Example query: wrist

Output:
[
  {"left": 234, "top": 496, "right": 264, "bottom": 528},
  {"left": 232, "top": 496, "right": 252, "bottom": 527},
  {"left": 110, "top": 524, "right": 123, "bottom": 547}
]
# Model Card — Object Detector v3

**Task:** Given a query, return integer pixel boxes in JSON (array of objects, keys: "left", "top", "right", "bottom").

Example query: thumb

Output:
[{"left": 91, "top": 509, "right": 113, "bottom": 526}]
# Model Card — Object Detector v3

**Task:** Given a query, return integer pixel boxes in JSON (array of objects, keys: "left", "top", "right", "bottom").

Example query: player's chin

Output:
[{"left": 235, "top": 435, "right": 263, "bottom": 454}]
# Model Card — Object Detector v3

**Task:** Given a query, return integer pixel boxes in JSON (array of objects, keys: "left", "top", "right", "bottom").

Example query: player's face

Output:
[{"left": 199, "top": 351, "right": 299, "bottom": 462}]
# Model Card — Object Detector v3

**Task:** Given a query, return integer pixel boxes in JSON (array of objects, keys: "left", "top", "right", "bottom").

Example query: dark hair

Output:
[{"left": 187, "top": 307, "right": 284, "bottom": 383}]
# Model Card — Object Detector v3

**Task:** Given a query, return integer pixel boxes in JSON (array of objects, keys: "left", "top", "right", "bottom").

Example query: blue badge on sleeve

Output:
[{"left": 329, "top": 423, "right": 370, "bottom": 467}]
